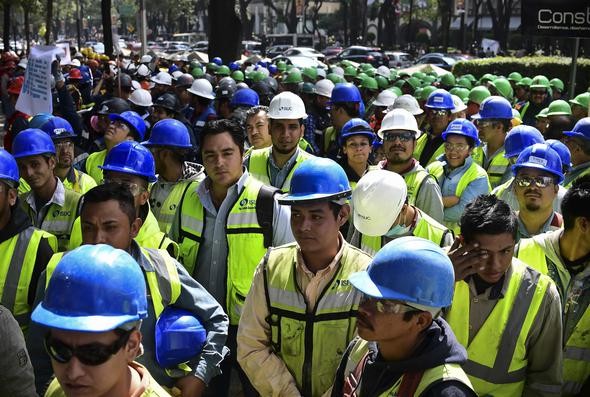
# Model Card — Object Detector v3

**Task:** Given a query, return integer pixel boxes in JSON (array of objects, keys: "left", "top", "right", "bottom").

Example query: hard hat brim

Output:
[
  {"left": 99, "top": 164, "right": 158, "bottom": 183},
  {"left": 277, "top": 190, "right": 351, "bottom": 205},
  {"left": 31, "top": 303, "right": 141, "bottom": 332},
  {"left": 349, "top": 270, "right": 416, "bottom": 302},
  {"left": 511, "top": 163, "right": 564, "bottom": 184},
  {"left": 563, "top": 131, "right": 589, "bottom": 140}
]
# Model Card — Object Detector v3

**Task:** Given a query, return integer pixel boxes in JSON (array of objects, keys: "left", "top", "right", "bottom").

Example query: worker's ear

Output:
[
  {"left": 338, "top": 204, "right": 351, "bottom": 227},
  {"left": 7, "top": 187, "right": 17, "bottom": 206},
  {"left": 414, "top": 311, "right": 433, "bottom": 333},
  {"left": 130, "top": 217, "right": 142, "bottom": 239},
  {"left": 125, "top": 329, "right": 142, "bottom": 360}
]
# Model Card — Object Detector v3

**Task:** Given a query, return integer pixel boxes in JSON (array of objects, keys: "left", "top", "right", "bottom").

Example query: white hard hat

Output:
[
  {"left": 258, "top": 67, "right": 270, "bottom": 77},
  {"left": 171, "top": 70, "right": 183, "bottom": 80},
  {"left": 187, "top": 78, "right": 215, "bottom": 99},
  {"left": 378, "top": 108, "right": 421, "bottom": 138},
  {"left": 451, "top": 95, "right": 467, "bottom": 114},
  {"left": 268, "top": 91, "right": 307, "bottom": 119},
  {"left": 512, "top": 108, "right": 522, "bottom": 121},
  {"left": 136, "top": 64, "right": 151, "bottom": 77},
  {"left": 376, "top": 65, "right": 390, "bottom": 78},
  {"left": 17, "top": 58, "right": 28, "bottom": 69},
  {"left": 128, "top": 88, "right": 153, "bottom": 107},
  {"left": 317, "top": 68, "right": 326, "bottom": 79},
  {"left": 140, "top": 55, "right": 152, "bottom": 63},
  {"left": 332, "top": 66, "right": 344, "bottom": 77},
  {"left": 151, "top": 71, "right": 172, "bottom": 86},
  {"left": 315, "top": 79, "right": 335, "bottom": 98},
  {"left": 373, "top": 90, "right": 397, "bottom": 107},
  {"left": 387, "top": 94, "right": 424, "bottom": 116},
  {"left": 70, "top": 59, "right": 81, "bottom": 67},
  {"left": 352, "top": 170, "right": 407, "bottom": 236},
  {"left": 131, "top": 80, "right": 141, "bottom": 91}
]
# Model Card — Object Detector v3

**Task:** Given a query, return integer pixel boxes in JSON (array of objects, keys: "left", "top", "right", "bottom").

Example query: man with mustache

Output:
[
  {"left": 378, "top": 108, "right": 444, "bottom": 223},
  {"left": 513, "top": 144, "right": 564, "bottom": 239}
]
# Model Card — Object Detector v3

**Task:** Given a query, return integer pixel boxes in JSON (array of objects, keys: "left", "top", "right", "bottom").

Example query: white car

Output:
[
  {"left": 385, "top": 51, "right": 413, "bottom": 68},
  {"left": 281, "top": 47, "right": 325, "bottom": 63},
  {"left": 272, "top": 55, "right": 326, "bottom": 70}
]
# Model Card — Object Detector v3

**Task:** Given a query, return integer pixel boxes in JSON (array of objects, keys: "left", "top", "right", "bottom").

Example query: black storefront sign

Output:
[{"left": 522, "top": 0, "right": 590, "bottom": 38}]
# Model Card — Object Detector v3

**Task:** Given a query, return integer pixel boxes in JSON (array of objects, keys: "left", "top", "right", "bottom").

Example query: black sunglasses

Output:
[{"left": 44, "top": 330, "right": 132, "bottom": 366}]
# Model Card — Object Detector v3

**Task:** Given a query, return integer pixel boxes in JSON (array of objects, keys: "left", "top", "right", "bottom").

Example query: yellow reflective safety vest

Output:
[
  {"left": 176, "top": 178, "right": 270, "bottom": 325},
  {"left": 68, "top": 209, "right": 178, "bottom": 257},
  {"left": 263, "top": 242, "right": 372, "bottom": 397},
  {"left": 62, "top": 168, "right": 97, "bottom": 194},
  {"left": 340, "top": 337, "right": 474, "bottom": 396},
  {"left": 17, "top": 178, "right": 30, "bottom": 195},
  {"left": 483, "top": 147, "right": 510, "bottom": 188},
  {"left": 46, "top": 247, "right": 181, "bottom": 319},
  {"left": 152, "top": 181, "right": 196, "bottom": 234},
  {"left": 21, "top": 189, "right": 82, "bottom": 252},
  {"left": 564, "top": 166, "right": 590, "bottom": 189},
  {"left": 413, "top": 133, "right": 445, "bottom": 167},
  {"left": 445, "top": 260, "right": 553, "bottom": 396},
  {"left": 0, "top": 227, "right": 57, "bottom": 329},
  {"left": 426, "top": 159, "right": 491, "bottom": 234},
  {"left": 360, "top": 209, "right": 452, "bottom": 256},
  {"left": 403, "top": 169, "right": 430, "bottom": 207},
  {"left": 516, "top": 238, "right": 590, "bottom": 396},
  {"left": 85, "top": 149, "right": 107, "bottom": 184},
  {"left": 248, "top": 147, "right": 314, "bottom": 192},
  {"left": 323, "top": 126, "right": 337, "bottom": 155}
]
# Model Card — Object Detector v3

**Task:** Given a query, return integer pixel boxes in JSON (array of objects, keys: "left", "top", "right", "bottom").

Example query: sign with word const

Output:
[
  {"left": 522, "top": 0, "right": 590, "bottom": 37},
  {"left": 15, "top": 45, "right": 63, "bottom": 116}
]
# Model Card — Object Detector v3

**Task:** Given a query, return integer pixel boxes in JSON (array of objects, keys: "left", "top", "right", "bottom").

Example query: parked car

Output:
[
  {"left": 414, "top": 53, "right": 457, "bottom": 70},
  {"left": 267, "top": 44, "right": 292, "bottom": 58},
  {"left": 323, "top": 46, "right": 343, "bottom": 57},
  {"left": 328, "top": 46, "right": 389, "bottom": 67},
  {"left": 281, "top": 47, "right": 326, "bottom": 63},
  {"left": 192, "top": 41, "right": 208, "bottom": 52},
  {"left": 271, "top": 55, "right": 325, "bottom": 70},
  {"left": 385, "top": 51, "right": 413, "bottom": 68},
  {"left": 242, "top": 41, "right": 262, "bottom": 56}
]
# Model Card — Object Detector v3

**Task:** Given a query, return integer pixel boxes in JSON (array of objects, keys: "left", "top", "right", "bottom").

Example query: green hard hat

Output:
[
  {"left": 301, "top": 82, "right": 315, "bottom": 94},
  {"left": 283, "top": 69, "right": 303, "bottom": 84},
  {"left": 375, "top": 75, "right": 389, "bottom": 90},
  {"left": 412, "top": 72, "right": 427, "bottom": 80},
  {"left": 508, "top": 72, "right": 522, "bottom": 83},
  {"left": 456, "top": 77, "right": 472, "bottom": 90},
  {"left": 206, "top": 62, "right": 219, "bottom": 72},
  {"left": 450, "top": 87, "right": 470, "bottom": 102},
  {"left": 394, "top": 79, "right": 406, "bottom": 89},
  {"left": 398, "top": 71, "right": 410, "bottom": 78},
  {"left": 468, "top": 86, "right": 491, "bottom": 104},
  {"left": 191, "top": 67, "right": 205, "bottom": 78},
  {"left": 340, "top": 60, "right": 354, "bottom": 68},
  {"left": 535, "top": 108, "right": 549, "bottom": 119},
  {"left": 215, "top": 65, "right": 230, "bottom": 76},
  {"left": 463, "top": 74, "right": 477, "bottom": 83},
  {"left": 546, "top": 99, "right": 572, "bottom": 116},
  {"left": 405, "top": 77, "right": 421, "bottom": 90},
  {"left": 277, "top": 61, "right": 287, "bottom": 72},
  {"left": 569, "top": 92, "right": 590, "bottom": 109},
  {"left": 440, "top": 73, "right": 456, "bottom": 87},
  {"left": 360, "top": 76, "right": 378, "bottom": 91},
  {"left": 549, "top": 78, "right": 564, "bottom": 92},
  {"left": 327, "top": 73, "right": 344, "bottom": 84},
  {"left": 302, "top": 67, "right": 318, "bottom": 81},
  {"left": 344, "top": 65, "right": 357, "bottom": 77},
  {"left": 517, "top": 77, "right": 532, "bottom": 87},
  {"left": 490, "top": 78, "right": 514, "bottom": 101},
  {"left": 355, "top": 72, "right": 368, "bottom": 83},
  {"left": 423, "top": 75, "right": 437, "bottom": 85},
  {"left": 389, "top": 70, "right": 398, "bottom": 81},
  {"left": 189, "top": 60, "right": 202, "bottom": 70},
  {"left": 365, "top": 68, "right": 376, "bottom": 78},
  {"left": 388, "top": 86, "right": 403, "bottom": 97},
  {"left": 414, "top": 87, "right": 423, "bottom": 100},
  {"left": 420, "top": 86, "right": 437, "bottom": 101},
  {"left": 530, "top": 75, "right": 550, "bottom": 90},
  {"left": 479, "top": 73, "right": 495, "bottom": 84},
  {"left": 360, "top": 63, "right": 373, "bottom": 72},
  {"left": 250, "top": 70, "right": 265, "bottom": 83},
  {"left": 231, "top": 70, "right": 244, "bottom": 82}
]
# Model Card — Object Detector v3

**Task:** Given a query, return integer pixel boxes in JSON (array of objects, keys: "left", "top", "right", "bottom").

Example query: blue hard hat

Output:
[
  {"left": 230, "top": 88, "right": 259, "bottom": 107},
  {"left": 229, "top": 62, "right": 239, "bottom": 72},
  {"left": 504, "top": 125, "right": 545, "bottom": 159},
  {"left": 28, "top": 112, "right": 54, "bottom": 129},
  {"left": 268, "top": 64, "right": 278, "bottom": 75},
  {"left": 512, "top": 143, "right": 564, "bottom": 183},
  {"left": 143, "top": 119, "right": 192, "bottom": 149},
  {"left": 12, "top": 128, "right": 56, "bottom": 158},
  {"left": 31, "top": 244, "right": 148, "bottom": 332},
  {"left": 168, "top": 64, "right": 179, "bottom": 74},
  {"left": 349, "top": 236, "right": 455, "bottom": 308},
  {"left": 40, "top": 116, "right": 76, "bottom": 141},
  {"left": 329, "top": 83, "right": 363, "bottom": 104},
  {"left": 155, "top": 307, "right": 207, "bottom": 368},
  {"left": 442, "top": 118, "right": 480, "bottom": 146},
  {"left": 278, "top": 157, "right": 351, "bottom": 204},
  {"left": 340, "top": 118, "right": 375, "bottom": 147},
  {"left": 425, "top": 89, "right": 454, "bottom": 110},
  {"left": 100, "top": 141, "right": 157, "bottom": 182},
  {"left": 471, "top": 96, "right": 513, "bottom": 120},
  {"left": 212, "top": 57, "right": 223, "bottom": 66},
  {"left": 563, "top": 117, "right": 590, "bottom": 141},
  {"left": 78, "top": 65, "right": 92, "bottom": 83},
  {"left": 0, "top": 148, "right": 19, "bottom": 185},
  {"left": 109, "top": 111, "right": 147, "bottom": 141},
  {"left": 546, "top": 139, "right": 572, "bottom": 172}
]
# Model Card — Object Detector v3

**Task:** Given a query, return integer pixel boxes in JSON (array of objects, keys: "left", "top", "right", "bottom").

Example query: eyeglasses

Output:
[
  {"left": 444, "top": 142, "right": 469, "bottom": 152},
  {"left": 383, "top": 132, "right": 414, "bottom": 142},
  {"left": 44, "top": 331, "right": 131, "bottom": 366},
  {"left": 429, "top": 110, "right": 450, "bottom": 117},
  {"left": 102, "top": 179, "right": 146, "bottom": 196},
  {"left": 515, "top": 175, "right": 555, "bottom": 188},
  {"left": 360, "top": 295, "right": 417, "bottom": 315},
  {"left": 475, "top": 120, "right": 495, "bottom": 129},
  {"left": 55, "top": 140, "right": 74, "bottom": 149},
  {"left": 346, "top": 142, "right": 371, "bottom": 149}
]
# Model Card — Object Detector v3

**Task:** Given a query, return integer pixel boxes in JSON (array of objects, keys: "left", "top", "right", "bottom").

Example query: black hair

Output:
[
  {"left": 333, "top": 102, "right": 360, "bottom": 118},
  {"left": 460, "top": 194, "right": 517, "bottom": 242},
  {"left": 490, "top": 119, "right": 512, "bottom": 132},
  {"left": 245, "top": 105, "right": 269, "bottom": 122},
  {"left": 200, "top": 119, "right": 245, "bottom": 155},
  {"left": 578, "top": 138, "right": 590, "bottom": 157},
  {"left": 81, "top": 183, "right": 137, "bottom": 225},
  {"left": 561, "top": 174, "right": 590, "bottom": 230},
  {"left": 328, "top": 202, "right": 343, "bottom": 219},
  {"left": 269, "top": 118, "right": 305, "bottom": 127}
]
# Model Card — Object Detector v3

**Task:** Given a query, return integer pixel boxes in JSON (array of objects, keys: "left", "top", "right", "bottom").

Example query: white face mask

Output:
[{"left": 384, "top": 222, "right": 412, "bottom": 238}]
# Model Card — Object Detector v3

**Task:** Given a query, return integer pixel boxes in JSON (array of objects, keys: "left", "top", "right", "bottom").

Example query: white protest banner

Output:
[
  {"left": 15, "top": 45, "right": 62, "bottom": 116},
  {"left": 56, "top": 42, "right": 71, "bottom": 66},
  {"left": 481, "top": 38, "right": 500, "bottom": 55}
]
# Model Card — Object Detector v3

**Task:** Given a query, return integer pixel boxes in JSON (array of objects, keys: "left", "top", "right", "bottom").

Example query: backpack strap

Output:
[{"left": 256, "top": 185, "right": 280, "bottom": 248}]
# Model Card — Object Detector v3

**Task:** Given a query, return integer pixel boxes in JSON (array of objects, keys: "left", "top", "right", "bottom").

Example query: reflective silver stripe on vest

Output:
[
  {"left": 464, "top": 268, "right": 541, "bottom": 384},
  {"left": 144, "top": 249, "right": 174, "bottom": 307},
  {"left": 0, "top": 227, "right": 35, "bottom": 326},
  {"left": 41, "top": 220, "right": 72, "bottom": 232},
  {"left": 563, "top": 380, "right": 583, "bottom": 395},
  {"left": 180, "top": 214, "right": 204, "bottom": 233},
  {"left": 158, "top": 212, "right": 175, "bottom": 227},
  {"left": 267, "top": 286, "right": 306, "bottom": 309},
  {"left": 564, "top": 346, "right": 590, "bottom": 361},
  {"left": 487, "top": 165, "right": 507, "bottom": 177},
  {"left": 227, "top": 212, "right": 259, "bottom": 228},
  {"left": 528, "top": 382, "right": 563, "bottom": 395}
]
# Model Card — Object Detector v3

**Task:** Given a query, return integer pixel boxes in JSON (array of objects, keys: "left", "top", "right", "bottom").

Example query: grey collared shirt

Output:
[
  {"left": 23, "top": 177, "right": 65, "bottom": 227},
  {"left": 267, "top": 147, "right": 300, "bottom": 189}
]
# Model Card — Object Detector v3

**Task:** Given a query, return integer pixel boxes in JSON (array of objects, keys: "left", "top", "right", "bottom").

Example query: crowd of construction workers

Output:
[{"left": 0, "top": 46, "right": 589, "bottom": 397}]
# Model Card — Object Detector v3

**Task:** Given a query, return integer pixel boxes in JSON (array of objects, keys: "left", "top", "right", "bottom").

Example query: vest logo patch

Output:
[
  {"left": 239, "top": 198, "right": 256, "bottom": 209},
  {"left": 334, "top": 279, "right": 351, "bottom": 288},
  {"left": 169, "top": 203, "right": 177, "bottom": 211},
  {"left": 53, "top": 210, "right": 72, "bottom": 217}
]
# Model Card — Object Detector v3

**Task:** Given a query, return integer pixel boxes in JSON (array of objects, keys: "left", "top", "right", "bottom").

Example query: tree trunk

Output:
[
  {"left": 23, "top": 5, "right": 30, "bottom": 55},
  {"left": 208, "top": 0, "right": 241, "bottom": 64},
  {"left": 101, "top": 0, "right": 113, "bottom": 57},
  {"left": 3, "top": 1, "right": 11, "bottom": 51},
  {"left": 45, "top": 0, "right": 53, "bottom": 44}
]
